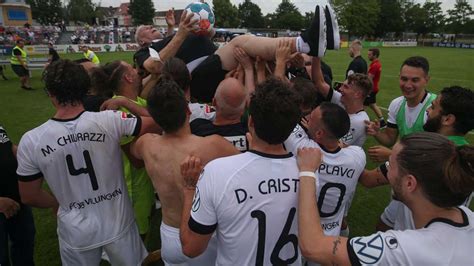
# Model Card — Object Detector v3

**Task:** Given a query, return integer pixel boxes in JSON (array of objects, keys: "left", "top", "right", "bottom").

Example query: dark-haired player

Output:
[
  {"left": 297, "top": 132, "right": 474, "bottom": 265},
  {"left": 366, "top": 56, "right": 436, "bottom": 162},
  {"left": 16, "top": 59, "right": 156, "bottom": 265},
  {"left": 284, "top": 102, "right": 365, "bottom": 266},
  {"left": 364, "top": 86, "right": 474, "bottom": 231},
  {"left": 130, "top": 79, "right": 238, "bottom": 265},
  {"left": 180, "top": 78, "right": 303, "bottom": 265}
]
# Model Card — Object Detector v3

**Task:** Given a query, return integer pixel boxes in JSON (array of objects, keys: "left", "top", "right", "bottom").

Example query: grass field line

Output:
[{"left": 378, "top": 106, "right": 474, "bottom": 135}]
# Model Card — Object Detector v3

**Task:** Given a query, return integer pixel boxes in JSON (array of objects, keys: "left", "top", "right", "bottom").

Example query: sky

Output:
[{"left": 93, "top": 0, "right": 461, "bottom": 15}]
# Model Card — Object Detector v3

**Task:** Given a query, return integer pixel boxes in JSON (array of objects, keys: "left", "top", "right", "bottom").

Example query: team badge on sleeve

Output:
[
  {"left": 385, "top": 235, "right": 398, "bottom": 249},
  {"left": 192, "top": 187, "right": 201, "bottom": 212},
  {"left": 350, "top": 234, "right": 384, "bottom": 264}
]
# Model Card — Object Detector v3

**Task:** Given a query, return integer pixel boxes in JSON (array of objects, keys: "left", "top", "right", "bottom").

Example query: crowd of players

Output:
[{"left": 1, "top": 1, "right": 473, "bottom": 265}]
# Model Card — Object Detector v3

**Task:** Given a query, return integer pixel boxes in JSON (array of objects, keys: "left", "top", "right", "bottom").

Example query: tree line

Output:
[{"left": 27, "top": 0, "right": 473, "bottom": 39}]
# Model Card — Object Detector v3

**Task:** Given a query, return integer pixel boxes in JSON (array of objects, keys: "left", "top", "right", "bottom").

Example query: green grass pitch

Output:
[{"left": 0, "top": 46, "right": 472, "bottom": 265}]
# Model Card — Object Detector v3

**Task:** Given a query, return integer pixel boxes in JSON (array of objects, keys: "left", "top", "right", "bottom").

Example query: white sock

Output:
[
  {"left": 296, "top": 36, "right": 310, "bottom": 54},
  {"left": 340, "top": 227, "right": 350, "bottom": 237}
]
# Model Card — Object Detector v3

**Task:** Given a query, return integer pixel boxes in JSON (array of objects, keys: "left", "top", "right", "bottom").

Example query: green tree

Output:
[
  {"left": 129, "top": 0, "right": 155, "bottom": 25},
  {"left": 67, "top": 0, "right": 96, "bottom": 24},
  {"left": 446, "top": 0, "right": 473, "bottom": 34},
  {"left": 264, "top": 13, "right": 277, "bottom": 29},
  {"left": 238, "top": 0, "right": 264, "bottom": 28},
  {"left": 303, "top": 11, "right": 314, "bottom": 30},
  {"left": 404, "top": 3, "right": 429, "bottom": 39},
  {"left": 27, "top": 0, "right": 64, "bottom": 25},
  {"left": 212, "top": 0, "right": 239, "bottom": 28},
  {"left": 271, "top": 0, "right": 304, "bottom": 30},
  {"left": 423, "top": 1, "right": 445, "bottom": 34},
  {"left": 334, "top": 0, "right": 380, "bottom": 38},
  {"left": 374, "top": 0, "right": 404, "bottom": 38}
]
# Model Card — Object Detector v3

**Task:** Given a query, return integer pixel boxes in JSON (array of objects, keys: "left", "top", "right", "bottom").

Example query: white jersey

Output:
[
  {"left": 348, "top": 206, "right": 474, "bottom": 265},
  {"left": 189, "top": 102, "right": 216, "bottom": 122},
  {"left": 17, "top": 111, "right": 140, "bottom": 250},
  {"left": 329, "top": 89, "right": 369, "bottom": 147},
  {"left": 285, "top": 124, "right": 366, "bottom": 236},
  {"left": 190, "top": 151, "right": 302, "bottom": 265},
  {"left": 383, "top": 197, "right": 474, "bottom": 231},
  {"left": 387, "top": 92, "right": 434, "bottom": 127}
]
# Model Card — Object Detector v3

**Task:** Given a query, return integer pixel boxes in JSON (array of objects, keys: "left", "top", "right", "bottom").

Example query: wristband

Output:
[{"left": 299, "top": 171, "right": 317, "bottom": 179}]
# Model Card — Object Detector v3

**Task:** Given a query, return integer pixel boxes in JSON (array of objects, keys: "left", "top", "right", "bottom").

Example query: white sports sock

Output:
[{"left": 296, "top": 36, "right": 310, "bottom": 54}]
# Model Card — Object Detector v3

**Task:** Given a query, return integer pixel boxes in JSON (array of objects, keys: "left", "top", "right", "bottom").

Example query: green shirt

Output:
[
  {"left": 447, "top": 135, "right": 469, "bottom": 146},
  {"left": 396, "top": 93, "right": 437, "bottom": 138},
  {"left": 114, "top": 95, "right": 154, "bottom": 234}
]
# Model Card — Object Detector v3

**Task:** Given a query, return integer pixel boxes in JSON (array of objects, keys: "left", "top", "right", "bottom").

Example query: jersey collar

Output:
[
  {"left": 248, "top": 149, "right": 293, "bottom": 159},
  {"left": 424, "top": 207, "right": 469, "bottom": 228},
  {"left": 51, "top": 110, "right": 86, "bottom": 122}
]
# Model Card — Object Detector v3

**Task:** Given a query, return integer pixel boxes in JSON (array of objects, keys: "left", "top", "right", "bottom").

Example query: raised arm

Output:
[
  {"left": 274, "top": 39, "right": 293, "bottom": 81},
  {"left": 165, "top": 8, "right": 176, "bottom": 37},
  {"left": 358, "top": 163, "right": 389, "bottom": 188},
  {"left": 255, "top": 56, "right": 267, "bottom": 84},
  {"left": 234, "top": 47, "right": 256, "bottom": 96},
  {"left": 180, "top": 156, "right": 214, "bottom": 257},
  {"left": 143, "top": 11, "right": 197, "bottom": 74},
  {"left": 100, "top": 97, "right": 151, "bottom": 117},
  {"left": 311, "top": 56, "right": 331, "bottom": 98},
  {"left": 140, "top": 73, "right": 160, "bottom": 99},
  {"left": 297, "top": 147, "right": 351, "bottom": 265},
  {"left": 365, "top": 120, "right": 399, "bottom": 147}
]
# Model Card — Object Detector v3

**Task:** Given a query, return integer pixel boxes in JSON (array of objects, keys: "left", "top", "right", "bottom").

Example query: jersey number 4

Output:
[
  {"left": 251, "top": 207, "right": 298, "bottom": 265},
  {"left": 66, "top": 150, "right": 99, "bottom": 191}
]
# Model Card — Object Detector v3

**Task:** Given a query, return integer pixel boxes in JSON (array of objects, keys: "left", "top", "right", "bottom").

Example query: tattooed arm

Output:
[{"left": 297, "top": 147, "right": 352, "bottom": 265}]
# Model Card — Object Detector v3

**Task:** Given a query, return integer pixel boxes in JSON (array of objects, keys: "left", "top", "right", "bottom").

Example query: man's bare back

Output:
[{"left": 132, "top": 132, "right": 238, "bottom": 228}]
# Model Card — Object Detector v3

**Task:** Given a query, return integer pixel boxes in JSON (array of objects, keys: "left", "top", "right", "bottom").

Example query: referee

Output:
[{"left": 10, "top": 39, "right": 32, "bottom": 90}]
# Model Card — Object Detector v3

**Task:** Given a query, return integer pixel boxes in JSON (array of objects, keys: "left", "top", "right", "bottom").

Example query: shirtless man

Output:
[{"left": 130, "top": 79, "right": 239, "bottom": 265}]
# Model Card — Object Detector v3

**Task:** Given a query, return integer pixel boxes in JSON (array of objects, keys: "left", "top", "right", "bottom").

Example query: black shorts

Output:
[
  {"left": 11, "top": 64, "right": 28, "bottom": 77},
  {"left": 190, "top": 54, "right": 228, "bottom": 103},
  {"left": 364, "top": 91, "right": 377, "bottom": 106}
]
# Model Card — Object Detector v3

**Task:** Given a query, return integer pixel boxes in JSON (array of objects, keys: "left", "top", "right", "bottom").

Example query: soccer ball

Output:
[{"left": 185, "top": 2, "right": 215, "bottom": 36}]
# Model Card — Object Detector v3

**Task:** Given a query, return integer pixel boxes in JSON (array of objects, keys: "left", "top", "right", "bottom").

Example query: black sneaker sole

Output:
[
  {"left": 302, "top": 3, "right": 326, "bottom": 57},
  {"left": 325, "top": 3, "right": 340, "bottom": 50}
]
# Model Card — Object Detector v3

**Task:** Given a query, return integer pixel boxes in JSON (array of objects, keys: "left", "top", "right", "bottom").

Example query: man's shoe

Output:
[
  {"left": 301, "top": 1, "right": 326, "bottom": 57},
  {"left": 324, "top": 2, "right": 340, "bottom": 50}
]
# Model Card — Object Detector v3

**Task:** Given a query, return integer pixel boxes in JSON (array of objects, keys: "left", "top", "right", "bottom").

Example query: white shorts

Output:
[
  {"left": 160, "top": 222, "right": 217, "bottom": 266},
  {"left": 59, "top": 223, "right": 148, "bottom": 266}
]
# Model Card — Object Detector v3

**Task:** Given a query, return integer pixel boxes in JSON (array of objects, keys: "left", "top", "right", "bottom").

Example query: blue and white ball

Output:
[{"left": 185, "top": 2, "right": 215, "bottom": 35}]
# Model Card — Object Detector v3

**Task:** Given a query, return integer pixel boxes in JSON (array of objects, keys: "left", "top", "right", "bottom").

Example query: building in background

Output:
[{"left": 0, "top": 0, "right": 32, "bottom": 27}]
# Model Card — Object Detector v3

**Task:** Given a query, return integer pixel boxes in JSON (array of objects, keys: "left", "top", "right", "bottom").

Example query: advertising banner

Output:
[{"left": 1, "top": 43, "right": 141, "bottom": 56}]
